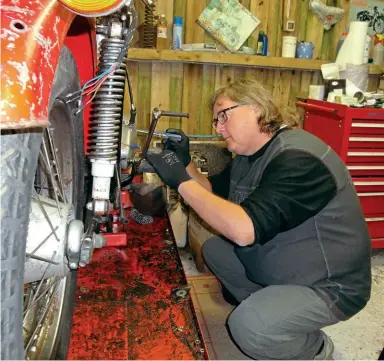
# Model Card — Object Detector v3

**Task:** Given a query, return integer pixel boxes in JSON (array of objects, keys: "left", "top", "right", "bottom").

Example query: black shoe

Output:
[{"left": 222, "top": 286, "right": 240, "bottom": 306}]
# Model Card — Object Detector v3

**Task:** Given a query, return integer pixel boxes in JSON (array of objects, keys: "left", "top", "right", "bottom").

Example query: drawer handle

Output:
[
  {"left": 354, "top": 181, "right": 384, "bottom": 185},
  {"left": 357, "top": 192, "right": 384, "bottom": 196},
  {"left": 296, "top": 102, "right": 340, "bottom": 116},
  {"left": 365, "top": 217, "right": 384, "bottom": 222},
  {"left": 353, "top": 181, "right": 384, "bottom": 186},
  {"left": 348, "top": 166, "right": 384, "bottom": 170},
  {"left": 352, "top": 123, "right": 384, "bottom": 128},
  {"left": 348, "top": 152, "right": 384, "bottom": 156},
  {"left": 349, "top": 137, "right": 384, "bottom": 142}
]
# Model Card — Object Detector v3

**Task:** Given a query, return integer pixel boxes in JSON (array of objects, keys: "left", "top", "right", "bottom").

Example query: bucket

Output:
[
  {"left": 282, "top": 36, "right": 297, "bottom": 58},
  {"left": 296, "top": 41, "right": 314, "bottom": 59}
]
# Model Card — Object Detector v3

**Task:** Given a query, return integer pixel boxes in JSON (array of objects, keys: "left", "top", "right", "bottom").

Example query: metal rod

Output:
[
  {"left": 32, "top": 189, "right": 61, "bottom": 243},
  {"left": 25, "top": 252, "right": 58, "bottom": 266},
  {"left": 23, "top": 277, "right": 63, "bottom": 316},
  {"left": 142, "top": 110, "right": 161, "bottom": 158},
  {"left": 160, "top": 110, "right": 189, "bottom": 118},
  {"left": 24, "top": 252, "right": 57, "bottom": 323},
  {"left": 40, "top": 144, "right": 62, "bottom": 217},
  {"left": 142, "top": 109, "right": 190, "bottom": 158},
  {"left": 24, "top": 280, "right": 60, "bottom": 356},
  {"left": 137, "top": 130, "right": 182, "bottom": 141},
  {"left": 26, "top": 226, "right": 59, "bottom": 258},
  {"left": 115, "top": 164, "right": 128, "bottom": 223},
  {"left": 46, "top": 128, "right": 67, "bottom": 203}
]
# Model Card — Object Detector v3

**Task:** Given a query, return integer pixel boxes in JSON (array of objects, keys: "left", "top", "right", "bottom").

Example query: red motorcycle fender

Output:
[{"left": 0, "top": 0, "right": 96, "bottom": 130}]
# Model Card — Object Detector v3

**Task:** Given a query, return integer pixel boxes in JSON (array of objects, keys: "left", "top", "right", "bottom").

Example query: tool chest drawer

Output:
[
  {"left": 353, "top": 178, "right": 384, "bottom": 192},
  {"left": 346, "top": 150, "right": 384, "bottom": 163},
  {"left": 350, "top": 120, "right": 384, "bottom": 135},
  {"left": 300, "top": 100, "right": 384, "bottom": 248},
  {"left": 359, "top": 195, "right": 384, "bottom": 216},
  {"left": 347, "top": 164, "right": 384, "bottom": 176},
  {"left": 354, "top": 178, "right": 384, "bottom": 216},
  {"left": 366, "top": 217, "right": 384, "bottom": 239},
  {"left": 348, "top": 135, "right": 384, "bottom": 149}
]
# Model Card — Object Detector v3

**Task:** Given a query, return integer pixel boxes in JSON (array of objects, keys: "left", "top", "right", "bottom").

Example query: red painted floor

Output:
[{"left": 68, "top": 215, "right": 208, "bottom": 360}]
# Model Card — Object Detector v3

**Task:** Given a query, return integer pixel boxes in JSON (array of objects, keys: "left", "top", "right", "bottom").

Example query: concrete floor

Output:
[
  {"left": 326, "top": 251, "right": 384, "bottom": 360},
  {"left": 180, "top": 249, "right": 384, "bottom": 360}
]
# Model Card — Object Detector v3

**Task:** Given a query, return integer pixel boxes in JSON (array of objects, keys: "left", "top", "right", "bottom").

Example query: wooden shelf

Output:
[
  {"left": 127, "top": 48, "right": 329, "bottom": 71},
  {"left": 127, "top": 49, "right": 384, "bottom": 75}
]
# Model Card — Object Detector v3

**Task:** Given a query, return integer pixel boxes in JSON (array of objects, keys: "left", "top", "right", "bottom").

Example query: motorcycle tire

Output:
[
  {"left": 1, "top": 45, "right": 85, "bottom": 360},
  {"left": 373, "top": 16, "right": 384, "bottom": 34}
]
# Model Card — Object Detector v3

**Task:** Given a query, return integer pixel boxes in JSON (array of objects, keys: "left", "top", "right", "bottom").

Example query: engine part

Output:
[{"left": 78, "top": 217, "right": 106, "bottom": 267}]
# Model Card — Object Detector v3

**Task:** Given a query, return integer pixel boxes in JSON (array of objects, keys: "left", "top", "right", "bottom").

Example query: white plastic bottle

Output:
[
  {"left": 373, "top": 39, "right": 384, "bottom": 65},
  {"left": 363, "top": 34, "right": 371, "bottom": 63},
  {"left": 173, "top": 16, "right": 183, "bottom": 50}
]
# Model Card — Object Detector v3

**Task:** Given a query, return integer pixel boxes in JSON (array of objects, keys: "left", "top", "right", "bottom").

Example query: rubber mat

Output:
[{"left": 67, "top": 215, "right": 208, "bottom": 360}]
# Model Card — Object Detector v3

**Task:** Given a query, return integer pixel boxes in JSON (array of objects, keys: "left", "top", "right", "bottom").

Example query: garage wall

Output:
[{"left": 126, "top": 0, "right": 351, "bottom": 134}]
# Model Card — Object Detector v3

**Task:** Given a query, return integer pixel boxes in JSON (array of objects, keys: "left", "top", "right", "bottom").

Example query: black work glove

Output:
[
  {"left": 145, "top": 149, "right": 192, "bottom": 190},
  {"left": 163, "top": 128, "right": 191, "bottom": 167}
]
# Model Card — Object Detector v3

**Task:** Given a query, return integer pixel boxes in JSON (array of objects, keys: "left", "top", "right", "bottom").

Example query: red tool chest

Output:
[{"left": 299, "top": 99, "right": 384, "bottom": 249}]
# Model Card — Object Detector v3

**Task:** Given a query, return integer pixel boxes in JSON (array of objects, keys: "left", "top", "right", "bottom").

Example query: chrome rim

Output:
[{"left": 24, "top": 101, "right": 78, "bottom": 360}]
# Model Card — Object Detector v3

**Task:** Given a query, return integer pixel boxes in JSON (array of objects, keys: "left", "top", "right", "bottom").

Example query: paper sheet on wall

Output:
[
  {"left": 197, "top": 0, "right": 260, "bottom": 52},
  {"left": 349, "top": 0, "right": 384, "bottom": 36}
]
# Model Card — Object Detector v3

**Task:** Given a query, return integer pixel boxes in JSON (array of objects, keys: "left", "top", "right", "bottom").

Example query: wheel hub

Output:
[
  {"left": 25, "top": 195, "right": 107, "bottom": 283},
  {"left": 25, "top": 197, "right": 77, "bottom": 284}
]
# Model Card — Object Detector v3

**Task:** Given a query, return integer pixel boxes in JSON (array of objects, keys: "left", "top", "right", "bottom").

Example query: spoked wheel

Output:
[
  {"left": 1, "top": 46, "right": 85, "bottom": 360},
  {"left": 374, "top": 16, "right": 384, "bottom": 34}
]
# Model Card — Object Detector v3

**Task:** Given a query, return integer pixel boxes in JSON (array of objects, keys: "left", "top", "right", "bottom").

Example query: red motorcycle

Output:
[{"left": 1, "top": 1, "right": 142, "bottom": 358}]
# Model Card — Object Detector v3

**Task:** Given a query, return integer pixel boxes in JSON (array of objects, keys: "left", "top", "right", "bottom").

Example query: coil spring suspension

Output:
[
  {"left": 143, "top": 2, "right": 156, "bottom": 48},
  {"left": 88, "top": 38, "right": 127, "bottom": 161}
]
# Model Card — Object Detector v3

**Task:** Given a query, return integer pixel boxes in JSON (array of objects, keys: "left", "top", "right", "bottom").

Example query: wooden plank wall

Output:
[{"left": 126, "top": 0, "right": 351, "bottom": 134}]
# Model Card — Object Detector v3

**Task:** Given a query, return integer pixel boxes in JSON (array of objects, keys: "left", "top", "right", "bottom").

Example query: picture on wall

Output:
[
  {"left": 197, "top": 0, "right": 260, "bottom": 52},
  {"left": 349, "top": 0, "right": 384, "bottom": 35}
]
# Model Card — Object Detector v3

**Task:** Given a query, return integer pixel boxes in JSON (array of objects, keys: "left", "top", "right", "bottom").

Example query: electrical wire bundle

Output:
[
  {"left": 66, "top": 32, "right": 131, "bottom": 114},
  {"left": 75, "top": 63, "right": 119, "bottom": 114}
]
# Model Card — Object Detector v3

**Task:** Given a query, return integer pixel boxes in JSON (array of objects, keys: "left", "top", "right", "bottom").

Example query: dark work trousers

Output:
[{"left": 202, "top": 236, "right": 340, "bottom": 360}]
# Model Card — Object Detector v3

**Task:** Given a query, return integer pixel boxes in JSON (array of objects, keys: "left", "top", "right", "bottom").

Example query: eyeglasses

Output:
[{"left": 212, "top": 104, "right": 247, "bottom": 129}]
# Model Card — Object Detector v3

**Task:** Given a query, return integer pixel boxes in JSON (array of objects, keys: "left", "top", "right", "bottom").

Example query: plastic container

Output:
[
  {"left": 262, "top": 34, "right": 268, "bottom": 56},
  {"left": 282, "top": 36, "right": 297, "bottom": 58},
  {"left": 173, "top": 16, "right": 183, "bottom": 50},
  {"left": 373, "top": 39, "right": 384, "bottom": 65},
  {"left": 256, "top": 30, "right": 268, "bottom": 56},
  {"left": 363, "top": 34, "right": 372, "bottom": 63},
  {"left": 156, "top": 14, "right": 168, "bottom": 50}
]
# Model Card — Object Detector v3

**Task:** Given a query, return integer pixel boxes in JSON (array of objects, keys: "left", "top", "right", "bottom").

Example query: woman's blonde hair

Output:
[{"left": 210, "top": 78, "right": 300, "bottom": 134}]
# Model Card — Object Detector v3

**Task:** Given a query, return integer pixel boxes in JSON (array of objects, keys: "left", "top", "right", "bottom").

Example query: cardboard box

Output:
[{"left": 188, "top": 209, "right": 218, "bottom": 272}]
